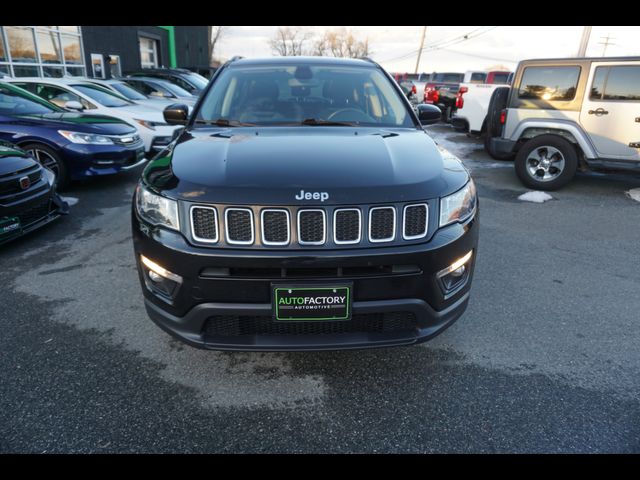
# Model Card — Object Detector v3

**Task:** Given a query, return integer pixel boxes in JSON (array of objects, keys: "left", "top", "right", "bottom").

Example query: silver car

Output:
[{"left": 123, "top": 77, "right": 198, "bottom": 109}]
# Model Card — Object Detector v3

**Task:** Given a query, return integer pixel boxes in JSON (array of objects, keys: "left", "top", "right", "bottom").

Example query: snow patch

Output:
[
  {"left": 59, "top": 196, "right": 79, "bottom": 206},
  {"left": 625, "top": 188, "right": 640, "bottom": 203},
  {"left": 518, "top": 191, "right": 554, "bottom": 203}
]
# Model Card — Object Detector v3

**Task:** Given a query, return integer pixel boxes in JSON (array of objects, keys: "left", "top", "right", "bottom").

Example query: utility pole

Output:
[
  {"left": 598, "top": 34, "right": 615, "bottom": 56},
  {"left": 577, "top": 26, "right": 591, "bottom": 57},
  {"left": 414, "top": 26, "right": 427, "bottom": 75}
]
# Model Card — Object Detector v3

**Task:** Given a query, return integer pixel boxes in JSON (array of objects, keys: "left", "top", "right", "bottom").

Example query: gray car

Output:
[
  {"left": 124, "top": 77, "right": 198, "bottom": 109},
  {"left": 83, "top": 78, "right": 178, "bottom": 112}
]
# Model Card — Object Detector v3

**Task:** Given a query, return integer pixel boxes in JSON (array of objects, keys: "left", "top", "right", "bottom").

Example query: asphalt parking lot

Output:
[{"left": 1, "top": 124, "right": 639, "bottom": 453}]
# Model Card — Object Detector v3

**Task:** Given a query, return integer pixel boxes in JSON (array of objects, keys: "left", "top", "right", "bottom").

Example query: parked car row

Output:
[{"left": 0, "top": 68, "right": 209, "bottom": 246}]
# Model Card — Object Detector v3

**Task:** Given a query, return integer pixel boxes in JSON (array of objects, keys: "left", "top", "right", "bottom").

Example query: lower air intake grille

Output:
[
  {"left": 203, "top": 312, "right": 417, "bottom": 337},
  {"left": 191, "top": 206, "right": 218, "bottom": 242},
  {"left": 225, "top": 208, "right": 253, "bottom": 244},
  {"left": 298, "top": 210, "right": 325, "bottom": 244},
  {"left": 17, "top": 197, "right": 51, "bottom": 227},
  {"left": 403, "top": 204, "right": 428, "bottom": 239}
]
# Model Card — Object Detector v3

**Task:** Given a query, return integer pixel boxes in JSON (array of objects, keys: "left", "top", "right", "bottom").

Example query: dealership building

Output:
[{"left": 0, "top": 26, "right": 210, "bottom": 79}]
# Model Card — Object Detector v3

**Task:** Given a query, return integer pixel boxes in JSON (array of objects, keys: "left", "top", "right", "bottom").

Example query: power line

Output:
[
  {"left": 378, "top": 26, "right": 499, "bottom": 64},
  {"left": 440, "top": 47, "right": 517, "bottom": 64},
  {"left": 598, "top": 34, "right": 616, "bottom": 56}
]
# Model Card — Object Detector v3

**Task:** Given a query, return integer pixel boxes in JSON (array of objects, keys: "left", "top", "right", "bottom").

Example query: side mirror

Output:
[
  {"left": 64, "top": 100, "right": 84, "bottom": 111},
  {"left": 163, "top": 103, "right": 189, "bottom": 125},
  {"left": 417, "top": 104, "right": 442, "bottom": 125}
]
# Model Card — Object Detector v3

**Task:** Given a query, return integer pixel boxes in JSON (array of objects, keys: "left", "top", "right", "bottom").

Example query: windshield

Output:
[
  {"left": 110, "top": 82, "right": 147, "bottom": 100},
  {"left": 0, "top": 85, "right": 57, "bottom": 115},
  {"left": 158, "top": 81, "right": 192, "bottom": 98},
  {"left": 432, "top": 73, "right": 464, "bottom": 83},
  {"left": 185, "top": 73, "right": 208, "bottom": 90},
  {"left": 196, "top": 64, "right": 414, "bottom": 127},
  {"left": 71, "top": 84, "right": 132, "bottom": 107}
]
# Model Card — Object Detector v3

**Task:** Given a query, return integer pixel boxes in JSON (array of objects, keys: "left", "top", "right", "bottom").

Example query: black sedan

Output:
[{"left": 0, "top": 143, "right": 68, "bottom": 246}]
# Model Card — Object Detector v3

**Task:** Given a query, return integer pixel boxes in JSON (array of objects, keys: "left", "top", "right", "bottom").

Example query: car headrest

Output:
[
  {"left": 322, "top": 79, "right": 356, "bottom": 104},
  {"left": 248, "top": 79, "right": 279, "bottom": 99}
]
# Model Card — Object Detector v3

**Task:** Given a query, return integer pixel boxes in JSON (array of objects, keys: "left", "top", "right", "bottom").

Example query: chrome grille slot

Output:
[
  {"left": 261, "top": 209, "right": 290, "bottom": 246},
  {"left": 369, "top": 206, "right": 396, "bottom": 242},
  {"left": 297, "top": 209, "right": 325, "bottom": 245},
  {"left": 191, "top": 206, "right": 218, "bottom": 243},
  {"left": 334, "top": 208, "right": 361, "bottom": 244},
  {"left": 225, "top": 208, "right": 254, "bottom": 245},
  {"left": 403, "top": 204, "right": 428, "bottom": 240}
]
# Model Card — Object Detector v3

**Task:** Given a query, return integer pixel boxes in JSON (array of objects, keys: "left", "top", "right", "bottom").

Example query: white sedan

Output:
[{"left": 6, "top": 78, "right": 182, "bottom": 154}]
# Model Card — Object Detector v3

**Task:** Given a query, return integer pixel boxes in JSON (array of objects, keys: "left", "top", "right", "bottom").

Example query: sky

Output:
[{"left": 215, "top": 26, "right": 640, "bottom": 73}]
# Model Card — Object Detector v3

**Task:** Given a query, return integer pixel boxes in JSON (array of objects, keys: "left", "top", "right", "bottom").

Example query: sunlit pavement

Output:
[{"left": 1, "top": 124, "right": 639, "bottom": 453}]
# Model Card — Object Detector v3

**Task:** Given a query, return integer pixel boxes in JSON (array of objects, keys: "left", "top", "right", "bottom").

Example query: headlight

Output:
[
  {"left": 58, "top": 130, "right": 114, "bottom": 145},
  {"left": 439, "top": 179, "right": 477, "bottom": 228},
  {"left": 133, "top": 119, "right": 169, "bottom": 131},
  {"left": 135, "top": 183, "right": 180, "bottom": 231}
]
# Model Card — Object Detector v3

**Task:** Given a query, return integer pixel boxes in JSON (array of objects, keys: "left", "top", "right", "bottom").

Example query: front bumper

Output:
[
  {"left": 64, "top": 142, "right": 146, "bottom": 180},
  {"left": 132, "top": 210, "right": 479, "bottom": 351},
  {"left": 0, "top": 187, "right": 65, "bottom": 246}
]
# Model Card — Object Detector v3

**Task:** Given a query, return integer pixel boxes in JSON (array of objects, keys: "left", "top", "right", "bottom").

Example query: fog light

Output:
[
  {"left": 437, "top": 250, "right": 473, "bottom": 295},
  {"left": 148, "top": 270, "right": 163, "bottom": 282},
  {"left": 140, "top": 255, "right": 182, "bottom": 301},
  {"left": 437, "top": 250, "right": 473, "bottom": 279},
  {"left": 141, "top": 255, "right": 183, "bottom": 284}
]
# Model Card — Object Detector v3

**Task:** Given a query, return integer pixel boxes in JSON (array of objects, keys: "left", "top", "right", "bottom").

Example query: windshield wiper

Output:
[
  {"left": 194, "top": 118, "right": 256, "bottom": 127},
  {"left": 300, "top": 118, "right": 357, "bottom": 126}
]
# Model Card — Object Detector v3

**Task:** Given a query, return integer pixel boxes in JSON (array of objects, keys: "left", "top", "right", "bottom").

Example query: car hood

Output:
[
  {"left": 13, "top": 112, "right": 136, "bottom": 135},
  {"left": 0, "top": 144, "right": 38, "bottom": 175},
  {"left": 144, "top": 127, "right": 470, "bottom": 205}
]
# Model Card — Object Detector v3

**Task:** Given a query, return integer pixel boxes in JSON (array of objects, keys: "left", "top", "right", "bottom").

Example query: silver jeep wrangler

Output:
[{"left": 488, "top": 57, "right": 640, "bottom": 190}]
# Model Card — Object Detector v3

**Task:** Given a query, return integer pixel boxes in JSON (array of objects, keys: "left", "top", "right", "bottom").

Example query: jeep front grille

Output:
[
  {"left": 188, "top": 202, "right": 435, "bottom": 248},
  {"left": 297, "top": 209, "right": 325, "bottom": 245},
  {"left": 403, "top": 204, "right": 428, "bottom": 240},
  {"left": 334, "top": 208, "right": 361, "bottom": 244},
  {"left": 261, "top": 209, "right": 290, "bottom": 245},
  {"left": 369, "top": 207, "right": 396, "bottom": 242},
  {"left": 225, "top": 208, "right": 253, "bottom": 245},
  {"left": 190, "top": 206, "right": 218, "bottom": 242}
]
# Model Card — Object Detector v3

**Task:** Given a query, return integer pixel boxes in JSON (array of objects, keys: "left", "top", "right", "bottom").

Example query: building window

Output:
[
  {"left": 109, "top": 54, "right": 121, "bottom": 77},
  {"left": 0, "top": 26, "right": 86, "bottom": 78},
  {"left": 139, "top": 36, "right": 158, "bottom": 69},
  {"left": 91, "top": 53, "right": 105, "bottom": 78}
]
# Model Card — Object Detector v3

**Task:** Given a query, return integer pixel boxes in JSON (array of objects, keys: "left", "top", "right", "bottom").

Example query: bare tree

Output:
[
  {"left": 269, "top": 27, "right": 313, "bottom": 56},
  {"left": 313, "top": 28, "right": 370, "bottom": 58},
  {"left": 208, "top": 26, "right": 228, "bottom": 63}
]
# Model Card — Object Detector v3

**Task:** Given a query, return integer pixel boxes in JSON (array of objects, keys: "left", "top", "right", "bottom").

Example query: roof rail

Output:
[
  {"left": 229, "top": 56, "right": 244, "bottom": 63},
  {"left": 359, "top": 57, "right": 378, "bottom": 65}
]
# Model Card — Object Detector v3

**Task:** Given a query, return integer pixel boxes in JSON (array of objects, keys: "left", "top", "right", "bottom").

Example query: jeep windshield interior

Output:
[{"left": 196, "top": 64, "right": 414, "bottom": 127}]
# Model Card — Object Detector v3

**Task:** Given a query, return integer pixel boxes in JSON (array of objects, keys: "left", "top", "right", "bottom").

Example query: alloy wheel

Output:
[{"left": 525, "top": 146, "right": 565, "bottom": 182}]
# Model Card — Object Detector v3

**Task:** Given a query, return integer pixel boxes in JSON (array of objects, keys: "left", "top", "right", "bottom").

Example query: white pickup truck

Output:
[{"left": 450, "top": 71, "right": 513, "bottom": 135}]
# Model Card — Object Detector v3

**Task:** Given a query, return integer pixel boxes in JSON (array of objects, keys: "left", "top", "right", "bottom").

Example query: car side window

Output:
[
  {"left": 470, "top": 72, "right": 486, "bottom": 83},
  {"left": 34, "top": 84, "right": 79, "bottom": 108},
  {"left": 172, "top": 77, "right": 195, "bottom": 93},
  {"left": 518, "top": 66, "right": 581, "bottom": 101},
  {"left": 590, "top": 65, "right": 640, "bottom": 101},
  {"left": 126, "top": 80, "right": 148, "bottom": 95}
]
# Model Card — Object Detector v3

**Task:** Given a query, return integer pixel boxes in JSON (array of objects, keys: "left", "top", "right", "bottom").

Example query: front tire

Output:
[
  {"left": 22, "top": 143, "right": 69, "bottom": 189},
  {"left": 514, "top": 135, "right": 578, "bottom": 191}
]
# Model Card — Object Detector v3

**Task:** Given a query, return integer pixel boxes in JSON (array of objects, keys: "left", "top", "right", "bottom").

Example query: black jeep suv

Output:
[{"left": 132, "top": 57, "right": 479, "bottom": 351}]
